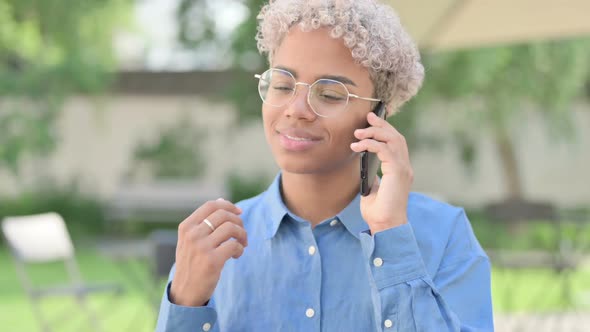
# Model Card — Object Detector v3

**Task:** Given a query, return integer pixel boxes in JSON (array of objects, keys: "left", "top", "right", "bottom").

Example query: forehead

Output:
[{"left": 272, "top": 26, "right": 372, "bottom": 87}]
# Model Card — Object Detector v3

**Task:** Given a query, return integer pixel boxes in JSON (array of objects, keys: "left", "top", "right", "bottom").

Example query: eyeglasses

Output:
[{"left": 254, "top": 68, "right": 380, "bottom": 118}]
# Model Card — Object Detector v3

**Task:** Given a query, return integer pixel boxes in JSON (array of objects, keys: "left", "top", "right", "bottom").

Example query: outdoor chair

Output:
[{"left": 1, "top": 212, "right": 124, "bottom": 332}]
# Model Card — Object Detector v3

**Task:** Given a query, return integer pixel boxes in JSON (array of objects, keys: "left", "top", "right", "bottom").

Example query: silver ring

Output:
[{"left": 203, "top": 218, "right": 215, "bottom": 232}]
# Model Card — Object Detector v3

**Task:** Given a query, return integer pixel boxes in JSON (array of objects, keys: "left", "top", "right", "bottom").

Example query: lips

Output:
[
  {"left": 276, "top": 128, "right": 322, "bottom": 141},
  {"left": 276, "top": 128, "right": 322, "bottom": 152}
]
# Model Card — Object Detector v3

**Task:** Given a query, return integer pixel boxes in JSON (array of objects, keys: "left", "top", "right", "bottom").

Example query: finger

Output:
[
  {"left": 193, "top": 208, "right": 245, "bottom": 239},
  {"left": 216, "top": 239, "right": 245, "bottom": 260},
  {"left": 203, "top": 209, "right": 244, "bottom": 228},
  {"left": 181, "top": 199, "right": 242, "bottom": 228},
  {"left": 350, "top": 139, "right": 394, "bottom": 162},
  {"left": 193, "top": 210, "right": 244, "bottom": 243},
  {"left": 207, "top": 222, "right": 248, "bottom": 248},
  {"left": 354, "top": 126, "right": 398, "bottom": 143},
  {"left": 366, "top": 111, "right": 391, "bottom": 128}
]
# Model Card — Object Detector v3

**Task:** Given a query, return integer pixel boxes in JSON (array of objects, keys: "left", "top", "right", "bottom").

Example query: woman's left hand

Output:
[{"left": 350, "top": 111, "right": 414, "bottom": 234}]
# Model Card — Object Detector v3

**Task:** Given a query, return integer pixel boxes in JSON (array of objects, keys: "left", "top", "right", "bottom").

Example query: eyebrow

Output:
[{"left": 274, "top": 65, "right": 358, "bottom": 87}]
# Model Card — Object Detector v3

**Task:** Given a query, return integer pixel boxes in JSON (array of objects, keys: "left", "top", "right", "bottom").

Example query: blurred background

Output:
[{"left": 1, "top": 0, "right": 590, "bottom": 331}]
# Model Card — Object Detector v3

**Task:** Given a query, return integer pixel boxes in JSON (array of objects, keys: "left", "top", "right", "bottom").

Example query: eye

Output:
[
  {"left": 319, "top": 92, "right": 345, "bottom": 100},
  {"left": 272, "top": 85, "right": 294, "bottom": 91},
  {"left": 271, "top": 84, "right": 295, "bottom": 94},
  {"left": 316, "top": 88, "right": 347, "bottom": 103}
]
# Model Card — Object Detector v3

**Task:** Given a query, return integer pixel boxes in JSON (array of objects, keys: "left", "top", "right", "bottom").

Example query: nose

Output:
[{"left": 284, "top": 83, "right": 317, "bottom": 120}]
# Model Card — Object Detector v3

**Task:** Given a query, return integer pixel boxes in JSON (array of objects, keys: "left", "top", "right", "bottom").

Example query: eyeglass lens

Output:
[{"left": 258, "top": 69, "right": 349, "bottom": 117}]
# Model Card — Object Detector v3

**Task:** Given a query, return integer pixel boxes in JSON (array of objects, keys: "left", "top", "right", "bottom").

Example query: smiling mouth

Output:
[
  {"left": 283, "top": 134, "right": 315, "bottom": 141},
  {"left": 275, "top": 130, "right": 321, "bottom": 141},
  {"left": 275, "top": 130, "right": 322, "bottom": 152}
]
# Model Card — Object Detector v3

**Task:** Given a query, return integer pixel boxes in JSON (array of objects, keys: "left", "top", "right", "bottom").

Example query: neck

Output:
[{"left": 280, "top": 156, "right": 360, "bottom": 227}]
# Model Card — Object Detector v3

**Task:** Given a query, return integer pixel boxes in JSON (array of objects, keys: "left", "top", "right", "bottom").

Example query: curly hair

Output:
[{"left": 255, "top": 0, "right": 424, "bottom": 115}]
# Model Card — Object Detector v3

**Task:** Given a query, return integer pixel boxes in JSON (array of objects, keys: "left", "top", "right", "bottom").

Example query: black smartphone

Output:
[{"left": 360, "top": 102, "right": 387, "bottom": 196}]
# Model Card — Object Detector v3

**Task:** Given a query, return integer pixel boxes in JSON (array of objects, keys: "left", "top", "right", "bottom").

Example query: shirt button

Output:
[
  {"left": 202, "top": 322, "right": 212, "bottom": 331},
  {"left": 308, "top": 246, "right": 316, "bottom": 256},
  {"left": 305, "top": 308, "right": 315, "bottom": 318},
  {"left": 329, "top": 219, "right": 339, "bottom": 227},
  {"left": 384, "top": 319, "right": 393, "bottom": 328},
  {"left": 373, "top": 257, "right": 383, "bottom": 267}
]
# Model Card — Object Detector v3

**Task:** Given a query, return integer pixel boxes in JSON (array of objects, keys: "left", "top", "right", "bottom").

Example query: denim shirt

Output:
[{"left": 156, "top": 173, "right": 493, "bottom": 331}]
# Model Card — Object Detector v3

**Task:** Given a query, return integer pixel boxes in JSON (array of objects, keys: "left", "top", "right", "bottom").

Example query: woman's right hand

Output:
[{"left": 170, "top": 198, "right": 248, "bottom": 307}]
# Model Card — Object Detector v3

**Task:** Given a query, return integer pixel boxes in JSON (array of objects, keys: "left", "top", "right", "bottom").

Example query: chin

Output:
[
  {"left": 275, "top": 153, "right": 325, "bottom": 174},
  {"left": 273, "top": 148, "right": 358, "bottom": 176}
]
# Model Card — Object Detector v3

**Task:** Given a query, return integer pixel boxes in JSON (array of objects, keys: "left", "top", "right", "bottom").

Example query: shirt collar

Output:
[
  {"left": 263, "top": 173, "right": 289, "bottom": 239},
  {"left": 336, "top": 192, "right": 370, "bottom": 240},
  {"left": 263, "top": 172, "right": 369, "bottom": 240}
]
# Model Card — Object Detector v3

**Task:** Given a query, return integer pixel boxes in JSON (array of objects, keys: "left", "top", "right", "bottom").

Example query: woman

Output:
[{"left": 156, "top": 0, "right": 493, "bottom": 331}]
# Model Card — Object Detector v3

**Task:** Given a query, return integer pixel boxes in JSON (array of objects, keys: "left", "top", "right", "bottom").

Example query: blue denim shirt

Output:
[{"left": 156, "top": 173, "right": 493, "bottom": 331}]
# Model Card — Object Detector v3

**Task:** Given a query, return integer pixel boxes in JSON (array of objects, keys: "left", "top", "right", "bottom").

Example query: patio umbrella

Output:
[{"left": 389, "top": 0, "right": 590, "bottom": 51}]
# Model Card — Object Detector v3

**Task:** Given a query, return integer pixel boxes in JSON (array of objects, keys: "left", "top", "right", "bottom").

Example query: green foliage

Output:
[
  {"left": 0, "top": 98, "right": 60, "bottom": 174},
  {"left": 177, "top": 0, "right": 265, "bottom": 56},
  {"left": 0, "top": 0, "right": 131, "bottom": 174},
  {"left": 468, "top": 207, "right": 590, "bottom": 252},
  {"left": 393, "top": 97, "right": 445, "bottom": 151},
  {"left": 0, "top": 248, "right": 158, "bottom": 331},
  {"left": 177, "top": 0, "right": 268, "bottom": 123},
  {"left": 409, "top": 38, "right": 590, "bottom": 196},
  {"left": 129, "top": 118, "right": 207, "bottom": 180},
  {"left": 227, "top": 171, "right": 270, "bottom": 203},
  {"left": 417, "top": 38, "right": 590, "bottom": 144},
  {"left": 0, "top": 180, "right": 106, "bottom": 239}
]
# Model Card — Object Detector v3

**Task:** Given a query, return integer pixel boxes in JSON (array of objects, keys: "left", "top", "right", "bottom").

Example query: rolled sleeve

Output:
[
  {"left": 360, "top": 223, "right": 427, "bottom": 289},
  {"left": 359, "top": 216, "right": 493, "bottom": 331},
  {"left": 155, "top": 282, "right": 218, "bottom": 332}
]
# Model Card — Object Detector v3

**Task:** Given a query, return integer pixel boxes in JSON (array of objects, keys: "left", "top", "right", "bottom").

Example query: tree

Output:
[
  {"left": 177, "top": 0, "right": 268, "bottom": 122},
  {"left": 127, "top": 117, "right": 207, "bottom": 180},
  {"left": 0, "top": 0, "right": 131, "bottom": 175},
  {"left": 414, "top": 39, "right": 590, "bottom": 200}
]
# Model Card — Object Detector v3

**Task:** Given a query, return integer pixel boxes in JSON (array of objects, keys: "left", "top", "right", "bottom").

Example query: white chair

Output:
[{"left": 1, "top": 212, "right": 124, "bottom": 332}]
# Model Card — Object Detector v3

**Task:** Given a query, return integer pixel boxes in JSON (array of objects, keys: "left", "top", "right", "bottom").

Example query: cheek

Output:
[
  {"left": 328, "top": 120, "right": 364, "bottom": 151},
  {"left": 262, "top": 107, "right": 276, "bottom": 136},
  {"left": 333, "top": 127, "right": 356, "bottom": 146}
]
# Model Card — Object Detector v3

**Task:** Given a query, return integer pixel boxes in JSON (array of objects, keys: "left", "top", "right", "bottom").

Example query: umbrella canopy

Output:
[{"left": 389, "top": 0, "right": 590, "bottom": 51}]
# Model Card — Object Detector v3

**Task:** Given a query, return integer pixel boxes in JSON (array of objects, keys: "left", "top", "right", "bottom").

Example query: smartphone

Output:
[{"left": 360, "top": 102, "right": 387, "bottom": 196}]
